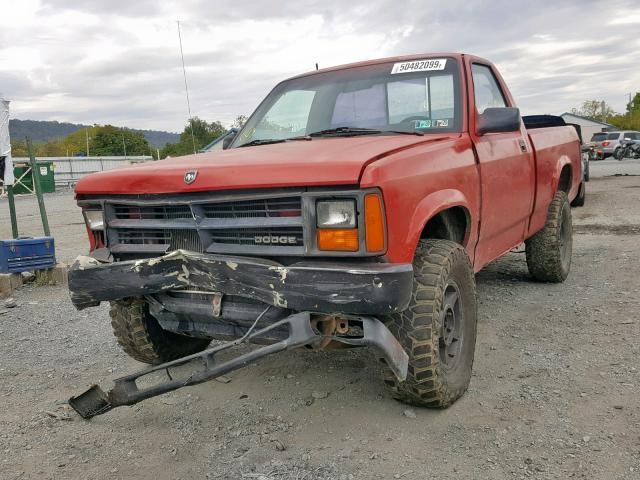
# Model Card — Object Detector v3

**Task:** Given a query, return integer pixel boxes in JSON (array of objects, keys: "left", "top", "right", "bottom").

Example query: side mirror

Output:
[
  {"left": 477, "top": 107, "right": 521, "bottom": 135},
  {"left": 222, "top": 131, "right": 237, "bottom": 150}
]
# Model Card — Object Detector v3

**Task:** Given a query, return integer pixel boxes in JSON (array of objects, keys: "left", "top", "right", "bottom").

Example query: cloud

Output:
[{"left": 1, "top": 0, "right": 639, "bottom": 131}]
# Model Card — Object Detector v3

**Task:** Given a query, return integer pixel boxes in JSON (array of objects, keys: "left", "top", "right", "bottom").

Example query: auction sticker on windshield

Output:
[{"left": 391, "top": 59, "right": 447, "bottom": 74}]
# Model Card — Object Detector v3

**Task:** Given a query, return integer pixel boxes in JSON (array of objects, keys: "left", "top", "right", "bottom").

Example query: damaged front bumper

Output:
[
  {"left": 68, "top": 250, "right": 413, "bottom": 315},
  {"left": 68, "top": 312, "right": 410, "bottom": 419}
]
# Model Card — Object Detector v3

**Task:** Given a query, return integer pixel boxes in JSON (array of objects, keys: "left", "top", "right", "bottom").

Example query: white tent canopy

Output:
[{"left": 1, "top": 93, "right": 15, "bottom": 186}]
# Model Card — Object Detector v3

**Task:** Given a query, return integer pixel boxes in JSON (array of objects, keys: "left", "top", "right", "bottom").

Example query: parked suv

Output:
[{"left": 595, "top": 131, "right": 640, "bottom": 158}]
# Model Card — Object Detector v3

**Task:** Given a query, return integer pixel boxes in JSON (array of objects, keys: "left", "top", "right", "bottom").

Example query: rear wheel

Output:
[
  {"left": 526, "top": 191, "right": 572, "bottom": 282},
  {"left": 571, "top": 181, "right": 586, "bottom": 207},
  {"left": 584, "top": 158, "right": 590, "bottom": 182},
  {"left": 382, "top": 239, "right": 477, "bottom": 408},
  {"left": 110, "top": 299, "right": 210, "bottom": 364}
]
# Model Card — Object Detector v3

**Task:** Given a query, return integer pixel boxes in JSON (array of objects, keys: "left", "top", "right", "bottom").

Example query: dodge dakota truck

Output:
[{"left": 67, "top": 53, "right": 582, "bottom": 418}]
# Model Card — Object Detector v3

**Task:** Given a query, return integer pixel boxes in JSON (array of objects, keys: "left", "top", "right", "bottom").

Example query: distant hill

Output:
[{"left": 8, "top": 119, "right": 180, "bottom": 148}]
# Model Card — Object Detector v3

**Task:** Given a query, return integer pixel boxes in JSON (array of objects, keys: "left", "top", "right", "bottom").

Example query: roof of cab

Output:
[{"left": 288, "top": 53, "right": 477, "bottom": 81}]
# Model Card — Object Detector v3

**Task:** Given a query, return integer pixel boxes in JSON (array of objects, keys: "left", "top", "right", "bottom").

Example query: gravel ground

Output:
[{"left": 1, "top": 160, "right": 639, "bottom": 480}]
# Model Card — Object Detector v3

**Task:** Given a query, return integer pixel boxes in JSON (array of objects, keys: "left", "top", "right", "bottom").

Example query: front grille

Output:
[
  {"left": 210, "top": 227, "right": 304, "bottom": 246},
  {"left": 117, "top": 229, "right": 170, "bottom": 244},
  {"left": 106, "top": 195, "right": 305, "bottom": 256},
  {"left": 117, "top": 229, "right": 204, "bottom": 252},
  {"left": 113, "top": 204, "right": 192, "bottom": 220},
  {"left": 170, "top": 229, "right": 203, "bottom": 252},
  {"left": 203, "top": 198, "right": 302, "bottom": 219}
]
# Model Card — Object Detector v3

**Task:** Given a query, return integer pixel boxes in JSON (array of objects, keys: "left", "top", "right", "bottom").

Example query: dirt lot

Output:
[{"left": 1, "top": 160, "right": 639, "bottom": 480}]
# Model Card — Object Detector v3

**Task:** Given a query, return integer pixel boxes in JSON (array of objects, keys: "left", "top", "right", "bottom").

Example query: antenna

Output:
[
  {"left": 177, "top": 20, "right": 197, "bottom": 154},
  {"left": 121, "top": 128, "right": 127, "bottom": 158}
]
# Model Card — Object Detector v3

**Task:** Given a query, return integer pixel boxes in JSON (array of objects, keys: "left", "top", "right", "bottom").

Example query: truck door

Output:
[{"left": 467, "top": 62, "right": 535, "bottom": 269}]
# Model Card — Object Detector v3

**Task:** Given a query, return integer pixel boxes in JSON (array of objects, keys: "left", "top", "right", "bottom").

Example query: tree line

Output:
[
  {"left": 10, "top": 115, "right": 247, "bottom": 159},
  {"left": 571, "top": 92, "right": 640, "bottom": 131}
]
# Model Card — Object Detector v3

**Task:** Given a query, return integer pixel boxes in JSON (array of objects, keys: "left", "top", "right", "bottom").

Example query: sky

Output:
[{"left": 1, "top": 0, "right": 639, "bottom": 132}]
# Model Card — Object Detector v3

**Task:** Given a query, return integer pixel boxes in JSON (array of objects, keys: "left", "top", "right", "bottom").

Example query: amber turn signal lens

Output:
[
  {"left": 364, "top": 194, "right": 385, "bottom": 252},
  {"left": 317, "top": 228, "right": 359, "bottom": 251}
]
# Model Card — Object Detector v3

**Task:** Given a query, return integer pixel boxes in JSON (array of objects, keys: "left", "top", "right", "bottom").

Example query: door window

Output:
[{"left": 471, "top": 64, "right": 507, "bottom": 113}]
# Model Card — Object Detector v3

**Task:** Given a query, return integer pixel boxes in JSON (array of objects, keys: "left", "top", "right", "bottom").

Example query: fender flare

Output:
[
  {"left": 406, "top": 189, "right": 474, "bottom": 257},
  {"left": 552, "top": 155, "right": 574, "bottom": 196}
]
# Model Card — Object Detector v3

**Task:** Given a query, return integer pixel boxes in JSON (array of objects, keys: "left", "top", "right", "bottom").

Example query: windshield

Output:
[{"left": 232, "top": 57, "right": 461, "bottom": 147}]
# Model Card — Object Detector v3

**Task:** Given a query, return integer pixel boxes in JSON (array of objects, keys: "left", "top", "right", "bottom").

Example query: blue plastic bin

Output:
[{"left": 0, "top": 237, "right": 56, "bottom": 273}]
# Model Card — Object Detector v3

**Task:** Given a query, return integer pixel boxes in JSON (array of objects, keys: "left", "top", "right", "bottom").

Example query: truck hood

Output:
[{"left": 75, "top": 135, "right": 448, "bottom": 195}]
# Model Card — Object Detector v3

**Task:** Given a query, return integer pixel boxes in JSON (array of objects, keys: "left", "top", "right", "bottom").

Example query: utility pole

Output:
[
  {"left": 85, "top": 129, "right": 90, "bottom": 156},
  {"left": 122, "top": 131, "right": 127, "bottom": 158}
]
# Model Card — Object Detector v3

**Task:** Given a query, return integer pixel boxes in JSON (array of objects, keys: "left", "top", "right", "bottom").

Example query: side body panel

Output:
[{"left": 526, "top": 126, "right": 581, "bottom": 236}]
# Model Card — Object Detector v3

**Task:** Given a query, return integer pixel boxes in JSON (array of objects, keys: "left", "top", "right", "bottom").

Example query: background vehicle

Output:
[
  {"left": 616, "top": 138, "right": 640, "bottom": 160},
  {"left": 595, "top": 131, "right": 640, "bottom": 158},
  {"left": 67, "top": 53, "right": 582, "bottom": 418},
  {"left": 200, "top": 128, "right": 239, "bottom": 152},
  {"left": 589, "top": 132, "right": 608, "bottom": 159},
  {"left": 590, "top": 132, "right": 608, "bottom": 143}
]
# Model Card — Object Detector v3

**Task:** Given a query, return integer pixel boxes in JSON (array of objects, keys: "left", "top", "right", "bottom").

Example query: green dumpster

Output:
[
  {"left": 12, "top": 162, "right": 55, "bottom": 195},
  {"left": 36, "top": 162, "right": 55, "bottom": 193}
]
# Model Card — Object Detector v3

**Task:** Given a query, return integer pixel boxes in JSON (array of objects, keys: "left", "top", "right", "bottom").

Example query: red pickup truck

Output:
[{"left": 67, "top": 53, "right": 582, "bottom": 418}]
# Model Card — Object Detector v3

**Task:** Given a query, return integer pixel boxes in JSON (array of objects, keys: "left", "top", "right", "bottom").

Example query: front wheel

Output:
[
  {"left": 614, "top": 148, "right": 625, "bottom": 160},
  {"left": 526, "top": 191, "right": 572, "bottom": 282},
  {"left": 110, "top": 299, "right": 211, "bottom": 364},
  {"left": 382, "top": 239, "right": 477, "bottom": 408}
]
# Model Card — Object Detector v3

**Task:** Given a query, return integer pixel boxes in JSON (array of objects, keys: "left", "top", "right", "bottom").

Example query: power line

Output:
[{"left": 177, "top": 20, "right": 197, "bottom": 155}]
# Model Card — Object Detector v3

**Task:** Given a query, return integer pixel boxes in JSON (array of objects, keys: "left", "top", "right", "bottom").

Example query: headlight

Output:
[
  {"left": 83, "top": 208, "right": 104, "bottom": 231},
  {"left": 316, "top": 200, "right": 356, "bottom": 228}
]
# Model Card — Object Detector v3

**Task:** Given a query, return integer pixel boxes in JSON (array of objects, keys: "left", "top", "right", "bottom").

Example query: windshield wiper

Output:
[
  {"left": 309, "top": 127, "right": 382, "bottom": 137},
  {"left": 309, "top": 127, "right": 424, "bottom": 137},
  {"left": 238, "top": 139, "right": 286, "bottom": 148},
  {"left": 380, "top": 130, "right": 424, "bottom": 136},
  {"left": 238, "top": 136, "right": 312, "bottom": 148}
]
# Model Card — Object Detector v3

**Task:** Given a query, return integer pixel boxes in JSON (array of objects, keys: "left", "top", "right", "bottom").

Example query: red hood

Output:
[{"left": 75, "top": 135, "right": 448, "bottom": 195}]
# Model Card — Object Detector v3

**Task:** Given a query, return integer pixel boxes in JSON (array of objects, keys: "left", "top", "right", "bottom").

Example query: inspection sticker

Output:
[
  {"left": 391, "top": 58, "right": 447, "bottom": 74},
  {"left": 414, "top": 120, "right": 432, "bottom": 129}
]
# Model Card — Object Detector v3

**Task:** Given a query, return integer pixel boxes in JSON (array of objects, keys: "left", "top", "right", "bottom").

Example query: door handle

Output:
[{"left": 518, "top": 139, "right": 527, "bottom": 153}]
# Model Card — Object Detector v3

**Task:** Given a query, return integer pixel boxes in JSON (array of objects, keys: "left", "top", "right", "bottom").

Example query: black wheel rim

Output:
[{"left": 439, "top": 281, "right": 464, "bottom": 370}]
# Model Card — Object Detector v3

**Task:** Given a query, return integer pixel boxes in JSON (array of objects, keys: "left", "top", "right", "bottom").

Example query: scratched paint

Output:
[{"left": 268, "top": 266, "right": 289, "bottom": 282}]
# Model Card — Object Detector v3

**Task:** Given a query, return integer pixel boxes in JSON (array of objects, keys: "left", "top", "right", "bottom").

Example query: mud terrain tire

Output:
[
  {"left": 110, "top": 300, "right": 210, "bottom": 364},
  {"left": 526, "top": 191, "right": 572, "bottom": 282},
  {"left": 383, "top": 239, "right": 477, "bottom": 408}
]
